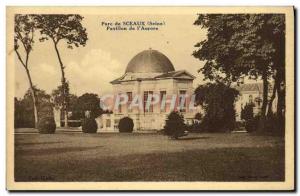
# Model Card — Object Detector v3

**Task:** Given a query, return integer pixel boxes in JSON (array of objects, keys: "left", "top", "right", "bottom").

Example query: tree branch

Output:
[
  {"left": 16, "top": 31, "right": 28, "bottom": 52},
  {"left": 14, "top": 48, "right": 27, "bottom": 68}
]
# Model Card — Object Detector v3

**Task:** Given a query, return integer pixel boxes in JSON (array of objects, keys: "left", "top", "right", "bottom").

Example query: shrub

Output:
[
  {"left": 243, "top": 111, "right": 284, "bottom": 135},
  {"left": 118, "top": 117, "right": 134, "bottom": 133},
  {"left": 197, "top": 116, "right": 234, "bottom": 133},
  {"left": 61, "top": 121, "right": 81, "bottom": 127},
  {"left": 264, "top": 112, "right": 284, "bottom": 136},
  {"left": 38, "top": 102, "right": 54, "bottom": 118},
  {"left": 164, "top": 111, "right": 186, "bottom": 139},
  {"left": 235, "top": 121, "right": 245, "bottom": 131},
  {"left": 241, "top": 103, "right": 255, "bottom": 121},
  {"left": 194, "top": 112, "right": 203, "bottom": 121},
  {"left": 38, "top": 116, "right": 56, "bottom": 134},
  {"left": 82, "top": 118, "right": 98, "bottom": 133},
  {"left": 186, "top": 123, "right": 201, "bottom": 133},
  {"left": 245, "top": 115, "right": 260, "bottom": 132}
]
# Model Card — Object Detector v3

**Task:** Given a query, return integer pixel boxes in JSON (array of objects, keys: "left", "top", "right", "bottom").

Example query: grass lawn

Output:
[{"left": 14, "top": 129, "right": 284, "bottom": 182}]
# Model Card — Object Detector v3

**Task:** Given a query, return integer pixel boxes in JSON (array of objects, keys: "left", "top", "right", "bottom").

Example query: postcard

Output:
[{"left": 6, "top": 6, "right": 294, "bottom": 191}]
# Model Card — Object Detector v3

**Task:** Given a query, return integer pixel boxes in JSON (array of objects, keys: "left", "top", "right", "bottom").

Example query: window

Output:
[
  {"left": 127, "top": 92, "right": 132, "bottom": 112},
  {"left": 144, "top": 91, "right": 153, "bottom": 113},
  {"left": 127, "top": 92, "right": 133, "bottom": 102},
  {"left": 160, "top": 91, "right": 166, "bottom": 112},
  {"left": 118, "top": 94, "right": 122, "bottom": 113},
  {"left": 249, "top": 95, "right": 253, "bottom": 103},
  {"left": 106, "top": 119, "right": 111, "bottom": 128},
  {"left": 179, "top": 90, "right": 187, "bottom": 112},
  {"left": 114, "top": 119, "right": 119, "bottom": 129}
]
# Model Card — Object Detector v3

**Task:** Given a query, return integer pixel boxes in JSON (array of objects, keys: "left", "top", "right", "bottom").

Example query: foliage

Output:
[
  {"left": 163, "top": 111, "right": 186, "bottom": 139},
  {"left": 193, "top": 14, "right": 284, "bottom": 82},
  {"left": 118, "top": 117, "right": 134, "bottom": 133},
  {"left": 38, "top": 102, "right": 54, "bottom": 118},
  {"left": 75, "top": 93, "right": 102, "bottom": 118},
  {"left": 15, "top": 87, "right": 52, "bottom": 128},
  {"left": 241, "top": 103, "right": 255, "bottom": 121},
  {"left": 35, "top": 14, "right": 88, "bottom": 127},
  {"left": 193, "top": 14, "right": 285, "bottom": 122},
  {"left": 194, "top": 112, "right": 203, "bottom": 121},
  {"left": 35, "top": 15, "right": 88, "bottom": 47},
  {"left": 186, "top": 123, "right": 202, "bottom": 133},
  {"left": 186, "top": 113, "right": 203, "bottom": 133},
  {"left": 82, "top": 118, "right": 98, "bottom": 133},
  {"left": 38, "top": 116, "right": 56, "bottom": 134},
  {"left": 14, "top": 14, "right": 39, "bottom": 127},
  {"left": 194, "top": 82, "right": 239, "bottom": 132},
  {"left": 245, "top": 115, "right": 260, "bottom": 133},
  {"left": 51, "top": 89, "right": 102, "bottom": 127},
  {"left": 23, "top": 86, "right": 51, "bottom": 104},
  {"left": 51, "top": 84, "right": 82, "bottom": 123},
  {"left": 51, "top": 83, "right": 70, "bottom": 108},
  {"left": 14, "top": 14, "right": 36, "bottom": 53},
  {"left": 65, "top": 94, "right": 82, "bottom": 122},
  {"left": 244, "top": 112, "right": 283, "bottom": 135},
  {"left": 264, "top": 112, "right": 284, "bottom": 135},
  {"left": 15, "top": 97, "right": 35, "bottom": 128}
]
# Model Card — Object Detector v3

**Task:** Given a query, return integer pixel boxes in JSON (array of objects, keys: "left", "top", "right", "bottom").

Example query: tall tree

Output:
[
  {"left": 266, "top": 15, "right": 285, "bottom": 121},
  {"left": 14, "top": 14, "right": 39, "bottom": 127},
  {"left": 36, "top": 14, "right": 88, "bottom": 127},
  {"left": 194, "top": 82, "right": 239, "bottom": 132},
  {"left": 193, "top": 14, "right": 285, "bottom": 130}
]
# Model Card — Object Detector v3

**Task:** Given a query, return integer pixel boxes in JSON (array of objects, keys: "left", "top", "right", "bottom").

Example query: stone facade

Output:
[
  {"left": 234, "top": 82, "right": 276, "bottom": 121},
  {"left": 97, "top": 49, "right": 197, "bottom": 132},
  {"left": 98, "top": 77, "right": 197, "bottom": 132}
]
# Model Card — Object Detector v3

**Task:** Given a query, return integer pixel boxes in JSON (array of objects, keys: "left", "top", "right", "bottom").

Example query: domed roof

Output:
[{"left": 125, "top": 49, "right": 175, "bottom": 73}]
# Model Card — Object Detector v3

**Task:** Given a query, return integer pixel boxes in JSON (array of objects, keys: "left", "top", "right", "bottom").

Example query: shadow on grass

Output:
[
  {"left": 15, "top": 146, "right": 284, "bottom": 182},
  {"left": 15, "top": 146, "right": 104, "bottom": 156},
  {"left": 17, "top": 142, "right": 63, "bottom": 146},
  {"left": 178, "top": 137, "right": 210, "bottom": 140}
]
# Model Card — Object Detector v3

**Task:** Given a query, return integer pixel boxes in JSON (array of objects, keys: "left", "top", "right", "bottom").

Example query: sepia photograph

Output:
[{"left": 6, "top": 6, "right": 294, "bottom": 191}]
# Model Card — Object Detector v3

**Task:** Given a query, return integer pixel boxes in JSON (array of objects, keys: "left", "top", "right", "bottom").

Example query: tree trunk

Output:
[
  {"left": 267, "top": 79, "right": 277, "bottom": 116},
  {"left": 261, "top": 72, "right": 268, "bottom": 117},
  {"left": 276, "top": 81, "right": 285, "bottom": 133},
  {"left": 25, "top": 67, "right": 38, "bottom": 128},
  {"left": 275, "top": 68, "right": 285, "bottom": 120},
  {"left": 53, "top": 41, "right": 68, "bottom": 127},
  {"left": 258, "top": 71, "right": 269, "bottom": 132},
  {"left": 277, "top": 86, "right": 285, "bottom": 117},
  {"left": 15, "top": 48, "right": 39, "bottom": 128}
]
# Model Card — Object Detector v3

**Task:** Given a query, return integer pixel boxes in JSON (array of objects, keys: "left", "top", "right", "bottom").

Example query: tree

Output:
[
  {"left": 51, "top": 84, "right": 82, "bottom": 123},
  {"left": 266, "top": 15, "right": 285, "bottom": 123},
  {"left": 36, "top": 14, "right": 88, "bottom": 127},
  {"left": 51, "top": 83, "right": 70, "bottom": 120},
  {"left": 164, "top": 111, "right": 186, "bottom": 139},
  {"left": 14, "top": 14, "right": 39, "bottom": 127},
  {"left": 194, "top": 82, "right": 239, "bottom": 132},
  {"left": 15, "top": 87, "right": 51, "bottom": 128},
  {"left": 75, "top": 93, "right": 102, "bottom": 119},
  {"left": 193, "top": 14, "right": 285, "bottom": 131},
  {"left": 68, "top": 94, "right": 81, "bottom": 120}
]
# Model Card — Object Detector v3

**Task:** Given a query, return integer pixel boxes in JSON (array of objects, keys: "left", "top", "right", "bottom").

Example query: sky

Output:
[{"left": 14, "top": 14, "right": 207, "bottom": 98}]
